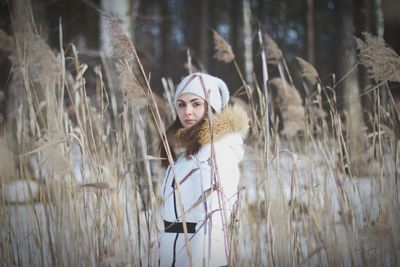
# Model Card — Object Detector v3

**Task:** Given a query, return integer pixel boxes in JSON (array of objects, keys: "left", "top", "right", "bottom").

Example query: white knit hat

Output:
[{"left": 174, "top": 72, "right": 230, "bottom": 112}]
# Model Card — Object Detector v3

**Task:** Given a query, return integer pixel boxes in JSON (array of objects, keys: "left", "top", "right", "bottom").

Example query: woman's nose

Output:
[{"left": 185, "top": 106, "right": 193, "bottom": 115}]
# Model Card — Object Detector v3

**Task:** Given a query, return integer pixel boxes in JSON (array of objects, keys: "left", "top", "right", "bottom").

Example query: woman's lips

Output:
[{"left": 184, "top": 119, "right": 196, "bottom": 125}]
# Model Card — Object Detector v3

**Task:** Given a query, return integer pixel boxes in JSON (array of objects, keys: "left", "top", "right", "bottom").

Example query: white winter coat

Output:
[{"left": 159, "top": 105, "right": 249, "bottom": 267}]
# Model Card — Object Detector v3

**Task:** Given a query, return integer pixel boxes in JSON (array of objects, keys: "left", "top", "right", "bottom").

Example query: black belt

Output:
[{"left": 164, "top": 220, "right": 197, "bottom": 233}]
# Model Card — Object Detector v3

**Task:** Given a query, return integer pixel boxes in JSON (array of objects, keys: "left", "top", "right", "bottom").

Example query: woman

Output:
[{"left": 159, "top": 72, "right": 249, "bottom": 267}]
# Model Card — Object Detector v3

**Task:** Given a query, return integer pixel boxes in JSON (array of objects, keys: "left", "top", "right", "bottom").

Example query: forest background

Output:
[{"left": 1, "top": 0, "right": 400, "bottom": 103}]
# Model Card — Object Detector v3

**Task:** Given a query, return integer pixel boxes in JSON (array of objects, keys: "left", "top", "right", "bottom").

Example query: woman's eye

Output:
[
  {"left": 178, "top": 103, "right": 185, "bottom": 108},
  {"left": 193, "top": 102, "right": 202, "bottom": 107}
]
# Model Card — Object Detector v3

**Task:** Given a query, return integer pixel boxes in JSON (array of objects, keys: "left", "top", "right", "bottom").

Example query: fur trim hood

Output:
[{"left": 171, "top": 105, "right": 249, "bottom": 153}]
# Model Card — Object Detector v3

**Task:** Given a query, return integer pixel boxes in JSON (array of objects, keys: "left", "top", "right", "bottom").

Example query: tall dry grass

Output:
[{"left": 0, "top": 14, "right": 399, "bottom": 267}]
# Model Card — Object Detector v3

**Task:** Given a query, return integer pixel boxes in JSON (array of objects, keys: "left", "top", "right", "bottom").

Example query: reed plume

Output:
[
  {"left": 294, "top": 56, "right": 319, "bottom": 88},
  {"left": 269, "top": 77, "right": 305, "bottom": 137},
  {"left": 26, "top": 32, "right": 60, "bottom": 87},
  {"left": 293, "top": 56, "right": 328, "bottom": 131},
  {"left": 212, "top": 29, "right": 256, "bottom": 125},
  {"left": 116, "top": 61, "right": 147, "bottom": 108},
  {"left": 355, "top": 32, "right": 400, "bottom": 83},
  {"left": 105, "top": 16, "right": 135, "bottom": 60},
  {"left": 105, "top": 16, "right": 147, "bottom": 108},
  {"left": 263, "top": 33, "right": 283, "bottom": 65},
  {"left": 212, "top": 30, "right": 235, "bottom": 63}
]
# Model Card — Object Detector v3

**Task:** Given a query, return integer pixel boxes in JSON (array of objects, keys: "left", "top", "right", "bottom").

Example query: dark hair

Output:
[{"left": 159, "top": 118, "right": 182, "bottom": 168}]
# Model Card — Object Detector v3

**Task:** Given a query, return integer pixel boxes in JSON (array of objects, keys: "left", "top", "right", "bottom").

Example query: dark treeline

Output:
[{"left": 0, "top": 0, "right": 399, "bottom": 108}]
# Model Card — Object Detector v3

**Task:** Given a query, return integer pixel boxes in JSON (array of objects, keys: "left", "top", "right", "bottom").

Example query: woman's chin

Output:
[{"left": 183, "top": 121, "right": 196, "bottom": 127}]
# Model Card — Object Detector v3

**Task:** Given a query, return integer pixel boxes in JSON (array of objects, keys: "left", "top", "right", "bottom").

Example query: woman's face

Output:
[{"left": 175, "top": 93, "right": 206, "bottom": 128}]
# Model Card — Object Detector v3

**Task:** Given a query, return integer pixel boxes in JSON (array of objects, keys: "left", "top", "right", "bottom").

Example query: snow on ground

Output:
[
  {"left": 1, "top": 140, "right": 398, "bottom": 266},
  {"left": 237, "top": 142, "right": 398, "bottom": 266},
  {"left": 1, "top": 175, "right": 159, "bottom": 266}
]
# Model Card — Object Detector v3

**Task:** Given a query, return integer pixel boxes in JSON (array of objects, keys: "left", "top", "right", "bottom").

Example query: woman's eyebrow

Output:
[{"left": 177, "top": 98, "right": 202, "bottom": 103}]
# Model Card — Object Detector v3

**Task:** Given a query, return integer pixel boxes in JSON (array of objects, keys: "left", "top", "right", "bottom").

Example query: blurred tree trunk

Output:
[
  {"left": 258, "top": 0, "right": 266, "bottom": 25},
  {"left": 161, "top": 0, "right": 171, "bottom": 75},
  {"left": 182, "top": 0, "right": 203, "bottom": 70},
  {"left": 366, "top": 0, "right": 386, "bottom": 109},
  {"left": 46, "top": 0, "right": 99, "bottom": 50},
  {"left": 229, "top": 2, "right": 239, "bottom": 55},
  {"left": 335, "top": 0, "right": 368, "bottom": 176},
  {"left": 369, "top": 0, "right": 384, "bottom": 38},
  {"left": 81, "top": 2, "right": 100, "bottom": 50},
  {"left": 243, "top": 0, "right": 254, "bottom": 84},
  {"left": 199, "top": 0, "right": 210, "bottom": 69},
  {"left": 306, "top": 0, "right": 315, "bottom": 65}
]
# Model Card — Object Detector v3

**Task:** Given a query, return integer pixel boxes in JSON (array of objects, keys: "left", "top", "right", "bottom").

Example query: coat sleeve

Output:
[{"left": 209, "top": 134, "right": 244, "bottom": 224}]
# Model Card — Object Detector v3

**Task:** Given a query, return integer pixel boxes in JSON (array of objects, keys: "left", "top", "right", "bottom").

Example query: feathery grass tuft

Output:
[
  {"left": 26, "top": 32, "right": 60, "bottom": 87},
  {"left": 294, "top": 56, "right": 320, "bottom": 88},
  {"left": 105, "top": 17, "right": 135, "bottom": 60},
  {"left": 263, "top": 33, "right": 283, "bottom": 65},
  {"left": 269, "top": 77, "right": 305, "bottom": 137},
  {"left": 355, "top": 32, "right": 400, "bottom": 83},
  {"left": 115, "top": 61, "right": 147, "bottom": 108},
  {"left": 212, "top": 30, "right": 235, "bottom": 63}
]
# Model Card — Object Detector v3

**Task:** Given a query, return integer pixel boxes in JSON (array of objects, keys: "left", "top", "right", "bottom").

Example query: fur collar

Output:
[{"left": 171, "top": 105, "right": 249, "bottom": 153}]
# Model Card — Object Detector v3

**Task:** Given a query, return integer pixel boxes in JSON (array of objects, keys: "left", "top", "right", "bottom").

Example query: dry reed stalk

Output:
[
  {"left": 359, "top": 224, "right": 392, "bottom": 251},
  {"left": 269, "top": 199, "right": 293, "bottom": 266},
  {"left": 183, "top": 62, "right": 201, "bottom": 74},
  {"left": 269, "top": 77, "right": 306, "bottom": 137},
  {"left": 80, "top": 181, "right": 113, "bottom": 190},
  {"left": 161, "top": 77, "right": 176, "bottom": 119},
  {"left": 2, "top": 22, "right": 159, "bottom": 267},
  {"left": 3, "top": 10, "right": 400, "bottom": 267},
  {"left": 0, "top": 139, "right": 16, "bottom": 182},
  {"left": 40, "top": 144, "right": 71, "bottom": 179},
  {"left": 137, "top": 72, "right": 196, "bottom": 266},
  {"left": 257, "top": 29, "right": 273, "bottom": 175},
  {"left": 355, "top": 32, "right": 400, "bottom": 83},
  {"left": 105, "top": 14, "right": 194, "bottom": 265},
  {"left": 184, "top": 48, "right": 202, "bottom": 74},
  {"left": 18, "top": 134, "right": 71, "bottom": 180}
]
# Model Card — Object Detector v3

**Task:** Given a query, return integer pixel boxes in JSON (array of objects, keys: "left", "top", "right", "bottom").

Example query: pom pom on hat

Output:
[{"left": 174, "top": 72, "right": 230, "bottom": 112}]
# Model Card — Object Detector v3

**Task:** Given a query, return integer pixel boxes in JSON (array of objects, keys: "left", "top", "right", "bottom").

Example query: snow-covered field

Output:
[
  {"left": 236, "top": 143, "right": 400, "bottom": 266},
  {"left": 1, "top": 139, "right": 399, "bottom": 266}
]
